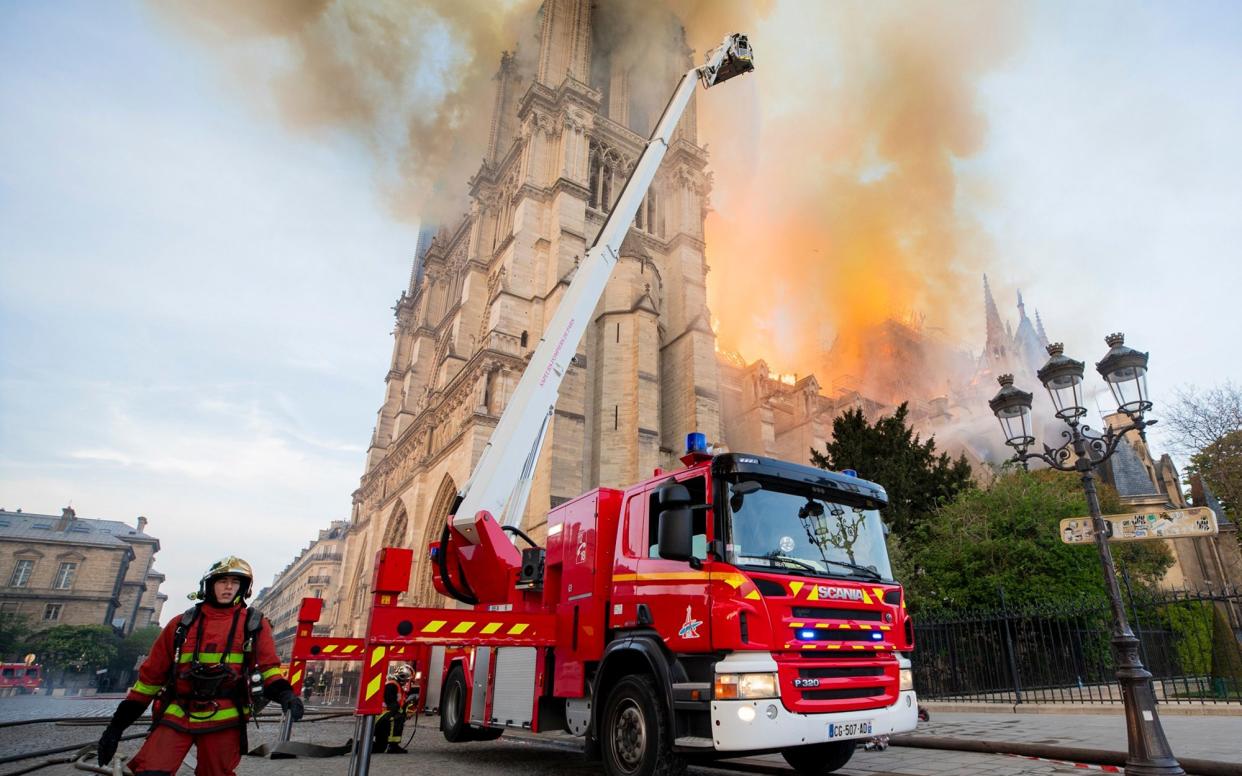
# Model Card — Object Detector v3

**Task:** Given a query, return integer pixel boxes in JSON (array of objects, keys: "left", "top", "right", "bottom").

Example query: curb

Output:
[{"left": 923, "top": 701, "right": 1242, "bottom": 717}]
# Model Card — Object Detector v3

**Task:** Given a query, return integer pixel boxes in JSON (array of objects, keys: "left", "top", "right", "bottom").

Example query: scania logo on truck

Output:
[{"left": 817, "top": 585, "right": 863, "bottom": 601}]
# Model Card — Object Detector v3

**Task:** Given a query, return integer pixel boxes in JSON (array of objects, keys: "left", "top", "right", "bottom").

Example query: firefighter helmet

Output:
[
  {"left": 392, "top": 665, "right": 413, "bottom": 682},
  {"left": 196, "top": 556, "right": 254, "bottom": 602}
]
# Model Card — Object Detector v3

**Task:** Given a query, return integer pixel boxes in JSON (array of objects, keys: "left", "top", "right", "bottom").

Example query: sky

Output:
[{"left": 2, "top": 2, "right": 1240, "bottom": 622}]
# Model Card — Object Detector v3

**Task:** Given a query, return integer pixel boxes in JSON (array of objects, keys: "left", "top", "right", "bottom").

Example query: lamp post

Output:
[{"left": 988, "top": 333, "right": 1183, "bottom": 776}]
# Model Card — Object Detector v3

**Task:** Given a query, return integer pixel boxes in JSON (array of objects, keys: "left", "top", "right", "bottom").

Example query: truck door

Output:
[{"left": 634, "top": 474, "right": 712, "bottom": 652}]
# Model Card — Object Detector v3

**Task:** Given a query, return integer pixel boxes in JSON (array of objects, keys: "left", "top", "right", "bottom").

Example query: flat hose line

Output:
[
  {"left": 0, "top": 713, "right": 354, "bottom": 767},
  {"left": 889, "top": 734, "right": 1241, "bottom": 776}
]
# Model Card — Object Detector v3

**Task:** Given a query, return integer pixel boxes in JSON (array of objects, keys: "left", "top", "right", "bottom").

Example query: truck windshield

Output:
[{"left": 723, "top": 478, "right": 893, "bottom": 582}]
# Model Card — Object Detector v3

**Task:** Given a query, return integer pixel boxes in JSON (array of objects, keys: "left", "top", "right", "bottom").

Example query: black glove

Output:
[
  {"left": 98, "top": 699, "right": 145, "bottom": 765},
  {"left": 263, "top": 678, "right": 305, "bottom": 722}
]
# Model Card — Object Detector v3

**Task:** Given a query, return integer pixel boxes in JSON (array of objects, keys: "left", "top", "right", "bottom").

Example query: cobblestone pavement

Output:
[{"left": 2, "top": 698, "right": 1237, "bottom": 776}]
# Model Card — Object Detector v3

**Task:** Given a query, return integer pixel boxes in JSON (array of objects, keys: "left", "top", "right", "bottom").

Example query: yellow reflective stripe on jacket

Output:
[
  {"left": 260, "top": 666, "right": 283, "bottom": 681},
  {"left": 130, "top": 680, "right": 162, "bottom": 696},
  {"left": 177, "top": 652, "right": 245, "bottom": 664},
  {"left": 163, "top": 703, "right": 243, "bottom": 722}
]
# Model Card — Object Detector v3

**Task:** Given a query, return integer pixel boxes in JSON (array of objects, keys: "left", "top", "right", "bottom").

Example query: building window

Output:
[
  {"left": 0, "top": 601, "right": 20, "bottom": 616},
  {"left": 8, "top": 559, "right": 34, "bottom": 588},
  {"left": 588, "top": 142, "right": 621, "bottom": 212},
  {"left": 53, "top": 562, "right": 78, "bottom": 590},
  {"left": 43, "top": 603, "right": 62, "bottom": 622}
]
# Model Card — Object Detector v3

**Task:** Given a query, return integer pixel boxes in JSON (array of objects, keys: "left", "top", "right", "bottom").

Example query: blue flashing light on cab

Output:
[{"left": 686, "top": 432, "right": 708, "bottom": 455}]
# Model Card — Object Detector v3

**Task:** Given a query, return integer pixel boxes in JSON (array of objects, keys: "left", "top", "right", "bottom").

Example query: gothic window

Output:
[
  {"left": 588, "top": 142, "right": 622, "bottom": 213},
  {"left": 634, "top": 189, "right": 663, "bottom": 238},
  {"left": 520, "top": 331, "right": 528, "bottom": 349}
]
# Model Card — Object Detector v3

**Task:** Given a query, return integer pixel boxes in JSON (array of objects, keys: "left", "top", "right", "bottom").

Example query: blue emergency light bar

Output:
[{"left": 686, "top": 432, "right": 708, "bottom": 455}]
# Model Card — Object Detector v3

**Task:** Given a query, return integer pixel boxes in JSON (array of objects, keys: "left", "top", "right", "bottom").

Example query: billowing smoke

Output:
[
  {"left": 150, "top": 0, "right": 542, "bottom": 222},
  {"left": 155, "top": 0, "right": 1027, "bottom": 457},
  {"left": 701, "top": 2, "right": 1026, "bottom": 387}
]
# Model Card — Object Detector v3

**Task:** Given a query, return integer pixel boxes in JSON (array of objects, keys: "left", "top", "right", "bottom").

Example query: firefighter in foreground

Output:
[
  {"left": 96, "top": 557, "right": 305, "bottom": 775},
  {"left": 373, "top": 664, "right": 415, "bottom": 754}
]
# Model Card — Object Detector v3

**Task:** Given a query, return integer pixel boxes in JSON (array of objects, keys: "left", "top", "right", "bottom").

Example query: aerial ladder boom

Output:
[{"left": 445, "top": 34, "right": 754, "bottom": 562}]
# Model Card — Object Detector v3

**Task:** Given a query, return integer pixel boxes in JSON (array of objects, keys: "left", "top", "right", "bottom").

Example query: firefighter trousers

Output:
[
  {"left": 129, "top": 724, "right": 241, "bottom": 776},
  {"left": 373, "top": 710, "right": 406, "bottom": 748}
]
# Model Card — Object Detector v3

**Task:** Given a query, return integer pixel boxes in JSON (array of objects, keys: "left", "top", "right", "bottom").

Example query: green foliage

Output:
[
  {"left": 29, "top": 625, "right": 118, "bottom": 674},
  {"left": 1164, "top": 601, "right": 1213, "bottom": 676},
  {"left": 810, "top": 403, "right": 973, "bottom": 538},
  {"left": 1191, "top": 429, "right": 1242, "bottom": 520},
  {"left": 1210, "top": 605, "right": 1242, "bottom": 691},
  {"left": 901, "top": 469, "right": 1173, "bottom": 611},
  {"left": 109, "top": 625, "right": 161, "bottom": 677},
  {"left": 0, "top": 613, "right": 33, "bottom": 661}
]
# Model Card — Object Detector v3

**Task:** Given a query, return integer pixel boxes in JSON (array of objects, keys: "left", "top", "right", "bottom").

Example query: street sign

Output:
[{"left": 1060, "top": 506, "right": 1218, "bottom": 545}]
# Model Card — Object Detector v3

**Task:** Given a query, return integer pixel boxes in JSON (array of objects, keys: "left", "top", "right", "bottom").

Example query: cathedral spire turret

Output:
[
  {"left": 983, "top": 274, "right": 1007, "bottom": 368},
  {"left": 1035, "top": 309, "right": 1049, "bottom": 348}
]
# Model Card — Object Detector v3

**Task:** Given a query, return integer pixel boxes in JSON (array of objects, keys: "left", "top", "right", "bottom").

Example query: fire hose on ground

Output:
[{"left": 0, "top": 710, "right": 357, "bottom": 774}]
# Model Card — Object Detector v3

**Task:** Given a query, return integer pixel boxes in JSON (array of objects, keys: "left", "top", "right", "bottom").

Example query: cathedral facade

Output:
[{"left": 331, "top": 0, "right": 723, "bottom": 635}]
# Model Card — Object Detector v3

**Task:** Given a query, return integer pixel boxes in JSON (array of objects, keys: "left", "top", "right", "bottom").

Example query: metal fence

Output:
[{"left": 912, "top": 584, "right": 1242, "bottom": 705}]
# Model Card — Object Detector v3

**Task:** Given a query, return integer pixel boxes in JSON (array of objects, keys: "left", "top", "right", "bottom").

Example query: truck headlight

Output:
[
  {"left": 714, "top": 672, "right": 779, "bottom": 700},
  {"left": 899, "top": 667, "right": 914, "bottom": 693}
]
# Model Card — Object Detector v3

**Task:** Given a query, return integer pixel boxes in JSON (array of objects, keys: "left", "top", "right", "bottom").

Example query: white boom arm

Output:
[{"left": 451, "top": 34, "right": 754, "bottom": 544}]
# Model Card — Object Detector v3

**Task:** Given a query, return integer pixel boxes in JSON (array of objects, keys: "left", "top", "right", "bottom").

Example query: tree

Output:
[
  {"left": 810, "top": 403, "right": 973, "bottom": 539},
  {"left": 1190, "top": 430, "right": 1242, "bottom": 518},
  {"left": 1163, "top": 381, "right": 1242, "bottom": 457},
  {"left": 0, "top": 612, "right": 33, "bottom": 661},
  {"left": 29, "top": 625, "right": 118, "bottom": 677},
  {"left": 109, "top": 625, "right": 161, "bottom": 686},
  {"left": 900, "top": 469, "right": 1173, "bottom": 611}
]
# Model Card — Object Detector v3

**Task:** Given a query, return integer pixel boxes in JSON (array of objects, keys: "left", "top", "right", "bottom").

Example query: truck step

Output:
[{"left": 674, "top": 736, "right": 715, "bottom": 748}]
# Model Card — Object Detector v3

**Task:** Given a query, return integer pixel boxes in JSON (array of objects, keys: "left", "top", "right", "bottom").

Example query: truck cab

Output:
[{"left": 540, "top": 448, "right": 917, "bottom": 775}]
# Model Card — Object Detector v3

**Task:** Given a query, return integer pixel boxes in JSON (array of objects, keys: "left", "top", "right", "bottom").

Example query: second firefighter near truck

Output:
[
  {"left": 373, "top": 663, "right": 417, "bottom": 753},
  {"left": 96, "top": 557, "right": 305, "bottom": 776}
]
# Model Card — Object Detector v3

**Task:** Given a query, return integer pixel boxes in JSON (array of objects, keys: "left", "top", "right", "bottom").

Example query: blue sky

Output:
[
  {"left": 1, "top": 2, "right": 417, "bottom": 613},
  {"left": 2, "top": 2, "right": 1240, "bottom": 620}
]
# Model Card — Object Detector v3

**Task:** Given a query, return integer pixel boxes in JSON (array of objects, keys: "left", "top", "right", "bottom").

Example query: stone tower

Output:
[{"left": 332, "top": 0, "right": 722, "bottom": 635}]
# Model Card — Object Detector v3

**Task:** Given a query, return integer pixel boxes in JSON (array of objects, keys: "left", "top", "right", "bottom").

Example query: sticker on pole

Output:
[{"left": 1059, "top": 507, "right": 1218, "bottom": 544}]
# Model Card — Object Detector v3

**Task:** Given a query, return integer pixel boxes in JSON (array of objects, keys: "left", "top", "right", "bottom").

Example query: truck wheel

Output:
[
  {"left": 440, "top": 665, "right": 473, "bottom": 743},
  {"left": 781, "top": 741, "right": 855, "bottom": 774},
  {"left": 600, "top": 674, "right": 685, "bottom": 776}
]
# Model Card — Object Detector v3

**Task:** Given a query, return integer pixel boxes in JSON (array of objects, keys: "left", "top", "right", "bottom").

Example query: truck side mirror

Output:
[{"left": 656, "top": 483, "right": 693, "bottom": 562}]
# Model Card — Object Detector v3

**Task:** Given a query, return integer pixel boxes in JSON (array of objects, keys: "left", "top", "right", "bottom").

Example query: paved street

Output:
[{"left": 2, "top": 697, "right": 1239, "bottom": 776}]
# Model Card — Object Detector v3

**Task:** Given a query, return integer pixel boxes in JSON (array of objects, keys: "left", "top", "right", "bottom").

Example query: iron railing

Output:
[{"left": 912, "top": 584, "right": 1242, "bottom": 705}]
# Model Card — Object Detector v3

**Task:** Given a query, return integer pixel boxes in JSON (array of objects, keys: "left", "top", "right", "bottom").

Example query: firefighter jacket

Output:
[
  {"left": 383, "top": 679, "right": 409, "bottom": 715},
  {"left": 125, "top": 603, "right": 282, "bottom": 734}
]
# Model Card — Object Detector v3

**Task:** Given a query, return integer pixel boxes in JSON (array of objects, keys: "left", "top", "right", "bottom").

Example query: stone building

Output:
[
  {"left": 332, "top": 0, "right": 721, "bottom": 635},
  {"left": 0, "top": 508, "right": 165, "bottom": 636},
  {"left": 1096, "top": 415, "right": 1242, "bottom": 592},
  {"left": 251, "top": 520, "right": 347, "bottom": 660}
]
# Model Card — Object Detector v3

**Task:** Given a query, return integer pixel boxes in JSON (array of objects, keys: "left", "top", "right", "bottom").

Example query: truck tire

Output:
[
  {"left": 781, "top": 741, "right": 855, "bottom": 774},
  {"left": 600, "top": 674, "right": 685, "bottom": 776},
  {"left": 440, "top": 665, "right": 473, "bottom": 743}
]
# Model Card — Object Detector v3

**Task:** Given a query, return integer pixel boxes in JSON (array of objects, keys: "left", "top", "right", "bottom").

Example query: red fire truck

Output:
[
  {"left": 0, "top": 662, "right": 42, "bottom": 692},
  {"left": 316, "top": 32, "right": 917, "bottom": 776}
]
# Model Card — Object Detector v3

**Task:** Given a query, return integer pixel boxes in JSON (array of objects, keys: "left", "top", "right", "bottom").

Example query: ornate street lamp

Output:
[
  {"left": 1097, "top": 332, "right": 1152, "bottom": 421},
  {"left": 988, "top": 334, "right": 1183, "bottom": 776}
]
